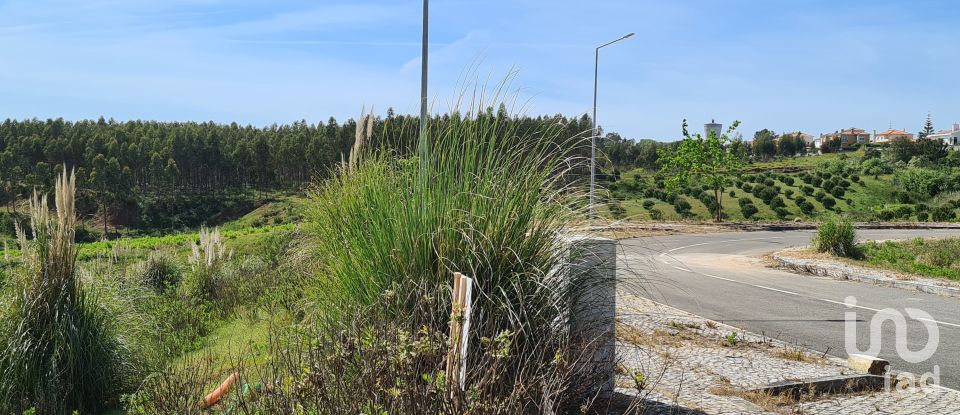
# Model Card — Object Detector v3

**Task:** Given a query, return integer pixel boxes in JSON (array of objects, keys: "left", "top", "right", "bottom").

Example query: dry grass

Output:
[{"left": 708, "top": 381, "right": 809, "bottom": 414}]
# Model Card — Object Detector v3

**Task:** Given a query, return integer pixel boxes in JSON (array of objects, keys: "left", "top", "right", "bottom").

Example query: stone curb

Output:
[
  {"left": 771, "top": 249, "right": 960, "bottom": 298},
  {"left": 587, "top": 221, "right": 960, "bottom": 235}
]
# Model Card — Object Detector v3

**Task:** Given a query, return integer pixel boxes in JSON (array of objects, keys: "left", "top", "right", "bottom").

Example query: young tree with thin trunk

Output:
[{"left": 659, "top": 119, "right": 743, "bottom": 222}]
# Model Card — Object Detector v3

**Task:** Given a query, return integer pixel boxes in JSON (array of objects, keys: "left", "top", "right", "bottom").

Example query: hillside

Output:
[{"left": 603, "top": 150, "right": 960, "bottom": 223}]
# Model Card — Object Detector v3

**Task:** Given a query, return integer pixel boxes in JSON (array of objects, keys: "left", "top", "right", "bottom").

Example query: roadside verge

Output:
[{"left": 770, "top": 248, "right": 960, "bottom": 299}]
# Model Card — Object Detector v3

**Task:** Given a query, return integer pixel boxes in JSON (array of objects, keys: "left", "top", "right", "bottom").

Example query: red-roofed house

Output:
[
  {"left": 819, "top": 128, "right": 870, "bottom": 149},
  {"left": 873, "top": 129, "right": 914, "bottom": 143}
]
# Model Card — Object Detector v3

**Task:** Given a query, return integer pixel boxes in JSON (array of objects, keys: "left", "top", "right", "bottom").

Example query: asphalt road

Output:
[{"left": 619, "top": 229, "right": 960, "bottom": 389}]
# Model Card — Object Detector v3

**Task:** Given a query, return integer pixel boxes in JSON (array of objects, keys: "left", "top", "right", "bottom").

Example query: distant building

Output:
[
  {"left": 873, "top": 129, "right": 914, "bottom": 143},
  {"left": 783, "top": 131, "right": 815, "bottom": 146},
  {"left": 820, "top": 128, "right": 870, "bottom": 149},
  {"left": 704, "top": 119, "right": 722, "bottom": 138},
  {"left": 929, "top": 123, "right": 960, "bottom": 149}
]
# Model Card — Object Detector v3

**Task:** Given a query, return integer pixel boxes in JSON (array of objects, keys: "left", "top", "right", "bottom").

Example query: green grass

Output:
[
  {"left": 604, "top": 153, "right": 950, "bottom": 222},
  {"left": 858, "top": 238, "right": 960, "bottom": 281}
]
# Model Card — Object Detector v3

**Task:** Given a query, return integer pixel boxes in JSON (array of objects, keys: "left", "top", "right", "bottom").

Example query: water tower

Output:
[{"left": 704, "top": 119, "right": 722, "bottom": 138}]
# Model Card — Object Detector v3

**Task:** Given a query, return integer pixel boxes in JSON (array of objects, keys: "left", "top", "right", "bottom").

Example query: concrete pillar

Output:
[{"left": 559, "top": 234, "right": 617, "bottom": 393}]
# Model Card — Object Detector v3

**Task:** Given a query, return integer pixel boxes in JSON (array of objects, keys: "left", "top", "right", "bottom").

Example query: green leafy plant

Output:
[
  {"left": 659, "top": 119, "right": 744, "bottom": 221},
  {"left": 813, "top": 215, "right": 858, "bottom": 258}
]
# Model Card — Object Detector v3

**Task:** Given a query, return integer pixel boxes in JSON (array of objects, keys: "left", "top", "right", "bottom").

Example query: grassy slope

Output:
[
  {"left": 857, "top": 238, "right": 960, "bottom": 281},
  {"left": 605, "top": 153, "right": 925, "bottom": 222}
]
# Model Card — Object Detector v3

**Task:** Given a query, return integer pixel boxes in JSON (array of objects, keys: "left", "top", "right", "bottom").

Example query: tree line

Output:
[{"left": 0, "top": 110, "right": 594, "bottom": 232}]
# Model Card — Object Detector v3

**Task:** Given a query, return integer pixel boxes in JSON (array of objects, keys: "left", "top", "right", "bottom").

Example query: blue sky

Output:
[{"left": 1, "top": 0, "right": 957, "bottom": 140}]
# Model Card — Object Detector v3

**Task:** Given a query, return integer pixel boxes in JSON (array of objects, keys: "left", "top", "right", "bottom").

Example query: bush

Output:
[
  {"left": 821, "top": 196, "right": 837, "bottom": 209},
  {"left": 801, "top": 185, "right": 815, "bottom": 196},
  {"left": 814, "top": 190, "right": 827, "bottom": 202},
  {"left": 135, "top": 251, "right": 181, "bottom": 293},
  {"left": 740, "top": 202, "right": 758, "bottom": 219},
  {"left": 931, "top": 206, "right": 956, "bottom": 222},
  {"left": 780, "top": 176, "right": 795, "bottom": 186},
  {"left": 813, "top": 215, "right": 858, "bottom": 258},
  {"left": 759, "top": 186, "right": 778, "bottom": 203},
  {"left": 608, "top": 200, "right": 626, "bottom": 219},
  {"left": 0, "top": 171, "right": 137, "bottom": 414},
  {"left": 673, "top": 198, "right": 692, "bottom": 216},
  {"left": 917, "top": 211, "right": 930, "bottom": 221},
  {"left": 642, "top": 199, "right": 655, "bottom": 210},
  {"left": 784, "top": 189, "right": 794, "bottom": 199},
  {"left": 648, "top": 207, "right": 663, "bottom": 220},
  {"left": 729, "top": 190, "right": 736, "bottom": 198},
  {"left": 830, "top": 186, "right": 846, "bottom": 199},
  {"left": 769, "top": 196, "right": 786, "bottom": 209}
]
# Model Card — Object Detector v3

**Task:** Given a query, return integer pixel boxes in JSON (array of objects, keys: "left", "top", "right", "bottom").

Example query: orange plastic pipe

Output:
[{"left": 201, "top": 372, "right": 239, "bottom": 409}]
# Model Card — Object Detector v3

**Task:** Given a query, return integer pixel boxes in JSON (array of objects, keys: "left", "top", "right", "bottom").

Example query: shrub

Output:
[
  {"left": 608, "top": 200, "right": 626, "bottom": 219},
  {"left": 769, "top": 196, "right": 786, "bottom": 209},
  {"left": 875, "top": 209, "right": 895, "bottom": 221},
  {"left": 642, "top": 199, "right": 655, "bottom": 210},
  {"left": 801, "top": 185, "right": 815, "bottom": 196},
  {"left": 813, "top": 215, "right": 858, "bottom": 258},
  {"left": 830, "top": 186, "right": 846, "bottom": 199},
  {"left": 917, "top": 211, "right": 930, "bottom": 221},
  {"left": 759, "top": 186, "right": 778, "bottom": 203},
  {"left": 135, "top": 251, "right": 181, "bottom": 293},
  {"left": 649, "top": 207, "right": 664, "bottom": 220},
  {"left": 813, "top": 190, "right": 827, "bottom": 202},
  {"left": 894, "top": 167, "right": 948, "bottom": 198},
  {"left": 931, "top": 206, "right": 956, "bottom": 222},
  {"left": 794, "top": 196, "right": 814, "bottom": 215},
  {"left": 740, "top": 202, "right": 758, "bottom": 219},
  {"left": 784, "top": 189, "right": 794, "bottom": 199},
  {"left": 780, "top": 176, "right": 795, "bottom": 186},
  {"left": 810, "top": 176, "right": 823, "bottom": 187},
  {"left": 673, "top": 198, "right": 692, "bottom": 216},
  {"left": 729, "top": 190, "right": 736, "bottom": 198},
  {"left": 916, "top": 251, "right": 953, "bottom": 268},
  {"left": 0, "top": 170, "right": 136, "bottom": 414},
  {"left": 821, "top": 196, "right": 837, "bottom": 209},
  {"left": 822, "top": 180, "right": 836, "bottom": 192}
]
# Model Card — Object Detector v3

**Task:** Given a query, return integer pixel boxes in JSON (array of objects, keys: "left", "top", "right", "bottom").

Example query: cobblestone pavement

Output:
[{"left": 617, "top": 292, "right": 960, "bottom": 414}]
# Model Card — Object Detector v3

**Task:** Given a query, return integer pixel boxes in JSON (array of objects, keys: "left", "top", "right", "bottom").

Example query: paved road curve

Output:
[{"left": 620, "top": 229, "right": 960, "bottom": 389}]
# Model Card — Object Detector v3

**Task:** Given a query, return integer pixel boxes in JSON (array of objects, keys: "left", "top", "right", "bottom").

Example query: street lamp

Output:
[
  {"left": 590, "top": 32, "right": 634, "bottom": 221},
  {"left": 418, "top": 0, "right": 430, "bottom": 176}
]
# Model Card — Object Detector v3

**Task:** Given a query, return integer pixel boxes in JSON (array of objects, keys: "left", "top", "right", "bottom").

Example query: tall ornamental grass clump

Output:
[
  {"left": 0, "top": 169, "right": 135, "bottom": 414},
  {"left": 813, "top": 215, "right": 859, "bottom": 258},
  {"left": 280, "top": 93, "right": 604, "bottom": 411}
]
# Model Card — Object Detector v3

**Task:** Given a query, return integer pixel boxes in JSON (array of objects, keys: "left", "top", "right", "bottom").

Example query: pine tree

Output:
[{"left": 919, "top": 113, "right": 935, "bottom": 139}]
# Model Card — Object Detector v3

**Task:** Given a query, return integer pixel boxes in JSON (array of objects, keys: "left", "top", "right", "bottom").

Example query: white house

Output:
[
  {"left": 873, "top": 129, "right": 914, "bottom": 143},
  {"left": 929, "top": 123, "right": 960, "bottom": 149}
]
